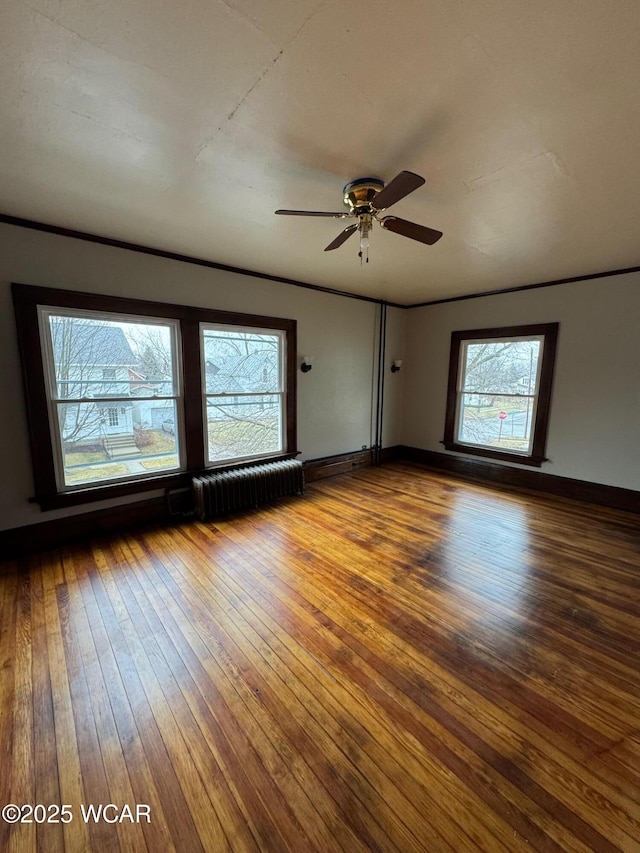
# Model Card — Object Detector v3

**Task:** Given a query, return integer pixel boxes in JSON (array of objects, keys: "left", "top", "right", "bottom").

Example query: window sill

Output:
[
  {"left": 34, "top": 471, "right": 191, "bottom": 511},
  {"left": 33, "top": 451, "right": 301, "bottom": 510},
  {"left": 442, "top": 442, "right": 546, "bottom": 468}
]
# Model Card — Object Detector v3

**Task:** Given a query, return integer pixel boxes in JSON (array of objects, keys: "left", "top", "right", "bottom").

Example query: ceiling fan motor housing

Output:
[{"left": 343, "top": 177, "right": 385, "bottom": 216}]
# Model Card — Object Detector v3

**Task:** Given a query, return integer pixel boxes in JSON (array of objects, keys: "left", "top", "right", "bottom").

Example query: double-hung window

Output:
[
  {"left": 201, "top": 325, "right": 286, "bottom": 464},
  {"left": 13, "top": 284, "right": 297, "bottom": 509},
  {"left": 443, "top": 323, "right": 558, "bottom": 467},
  {"left": 38, "top": 308, "right": 183, "bottom": 489}
]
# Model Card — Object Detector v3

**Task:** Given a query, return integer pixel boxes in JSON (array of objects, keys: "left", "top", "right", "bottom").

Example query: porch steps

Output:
[{"left": 103, "top": 434, "right": 141, "bottom": 458}]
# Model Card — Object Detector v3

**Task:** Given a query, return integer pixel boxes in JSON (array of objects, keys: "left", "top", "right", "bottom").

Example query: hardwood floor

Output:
[{"left": 1, "top": 462, "right": 639, "bottom": 852}]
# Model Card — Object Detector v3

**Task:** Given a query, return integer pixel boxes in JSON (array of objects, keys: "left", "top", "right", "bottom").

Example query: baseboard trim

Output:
[
  {"left": 304, "top": 449, "right": 374, "bottom": 482},
  {"left": 5, "top": 445, "right": 633, "bottom": 559},
  {"left": 380, "top": 445, "right": 404, "bottom": 463},
  {"left": 0, "top": 491, "right": 192, "bottom": 560},
  {"left": 396, "top": 446, "right": 639, "bottom": 513}
]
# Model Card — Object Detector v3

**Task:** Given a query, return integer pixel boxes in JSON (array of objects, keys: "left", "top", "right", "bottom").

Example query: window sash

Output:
[
  {"left": 51, "top": 399, "right": 182, "bottom": 489},
  {"left": 453, "top": 334, "right": 545, "bottom": 456},
  {"left": 460, "top": 391, "right": 536, "bottom": 398},
  {"left": 49, "top": 394, "right": 179, "bottom": 404},
  {"left": 40, "top": 306, "right": 182, "bottom": 400},
  {"left": 454, "top": 393, "right": 538, "bottom": 455},
  {"left": 54, "top": 379, "right": 176, "bottom": 391},
  {"left": 38, "top": 306, "right": 185, "bottom": 492},
  {"left": 205, "top": 411, "right": 285, "bottom": 463},
  {"left": 200, "top": 323, "right": 285, "bottom": 394},
  {"left": 205, "top": 393, "right": 286, "bottom": 401},
  {"left": 458, "top": 335, "right": 543, "bottom": 391},
  {"left": 443, "top": 323, "right": 558, "bottom": 468},
  {"left": 200, "top": 323, "right": 286, "bottom": 465}
]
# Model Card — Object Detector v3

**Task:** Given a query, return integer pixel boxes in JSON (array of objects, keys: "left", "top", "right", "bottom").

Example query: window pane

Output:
[
  {"left": 47, "top": 314, "right": 177, "bottom": 398},
  {"left": 202, "top": 328, "right": 281, "bottom": 394},
  {"left": 56, "top": 400, "right": 180, "bottom": 486},
  {"left": 462, "top": 340, "right": 540, "bottom": 394},
  {"left": 458, "top": 393, "right": 534, "bottom": 453},
  {"left": 206, "top": 396, "right": 282, "bottom": 462}
]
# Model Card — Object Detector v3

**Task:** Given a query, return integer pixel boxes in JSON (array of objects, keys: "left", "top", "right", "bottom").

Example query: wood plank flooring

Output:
[{"left": 1, "top": 462, "right": 639, "bottom": 852}]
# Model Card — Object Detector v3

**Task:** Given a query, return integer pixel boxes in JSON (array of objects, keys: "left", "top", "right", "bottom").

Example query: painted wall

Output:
[
  {"left": 381, "top": 307, "right": 406, "bottom": 448},
  {"left": 0, "top": 223, "right": 404, "bottom": 530},
  {"left": 402, "top": 273, "right": 640, "bottom": 491}
]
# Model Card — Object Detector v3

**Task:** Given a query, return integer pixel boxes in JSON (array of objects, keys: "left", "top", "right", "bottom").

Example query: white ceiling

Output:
[{"left": 2, "top": 0, "right": 639, "bottom": 304}]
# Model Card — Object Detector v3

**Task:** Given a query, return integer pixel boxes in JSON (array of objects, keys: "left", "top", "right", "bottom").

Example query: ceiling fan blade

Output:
[
  {"left": 275, "top": 209, "right": 349, "bottom": 218},
  {"left": 371, "top": 171, "right": 425, "bottom": 211},
  {"left": 380, "top": 216, "right": 443, "bottom": 245},
  {"left": 324, "top": 223, "right": 359, "bottom": 251}
]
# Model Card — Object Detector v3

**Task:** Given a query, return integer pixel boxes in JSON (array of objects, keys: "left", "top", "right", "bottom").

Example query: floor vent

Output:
[{"left": 193, "top": 459, "right": 304, "bottom": 520}]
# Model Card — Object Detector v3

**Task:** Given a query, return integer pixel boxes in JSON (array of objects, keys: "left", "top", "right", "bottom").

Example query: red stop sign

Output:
[{"left": 498, "top": 411, "right": 507, "bottom": 420}]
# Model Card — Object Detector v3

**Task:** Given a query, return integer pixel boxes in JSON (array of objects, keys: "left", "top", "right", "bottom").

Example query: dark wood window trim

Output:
[
  {"left": 443, "top": 322, "right": 558, "bottom": 468},
  {"left": 12, "top": 282, "right": 297, "bottom": 510}
]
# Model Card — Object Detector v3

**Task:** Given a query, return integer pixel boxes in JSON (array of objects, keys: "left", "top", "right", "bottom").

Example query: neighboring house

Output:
[
  {"left": 129, "top": 368, "right": 175, "bottom": 431},
  {"left": 51, "top": 320, "right": 278, "bottom": 445},
  {"left": 204, "top": 352, "right": 278, "bottom": 420},
  {"left": 51, "top": 319, "right": 137, "bottom": 445},
  {"left": 50, "top": 319, "right": 173, "bottom": 446}
]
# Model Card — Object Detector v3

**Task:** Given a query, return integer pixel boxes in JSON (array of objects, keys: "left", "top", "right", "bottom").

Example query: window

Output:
[
  {"left": 13, "top": 284, "right": 297, "bottom": 509},
  {"left": 38, "top": 308, "right": 183, "bottom": 489},
  {"left": 443, "top": 323, "right": 558, "bottom": 467},
  {"left": 201, "top": 325, "right": 285, "bottom": 464}
]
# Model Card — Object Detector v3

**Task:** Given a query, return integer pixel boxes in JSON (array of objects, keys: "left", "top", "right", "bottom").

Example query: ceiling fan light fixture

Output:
[
  {"left": 275, "top": 170, "right": 442, "bottom": 261},
  {"left": 359, "top": 216, "right": 371, "bottom": 251}
]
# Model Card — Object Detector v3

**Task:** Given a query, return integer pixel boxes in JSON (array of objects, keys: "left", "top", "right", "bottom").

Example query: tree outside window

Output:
[
  {"left": 201, "top": 326, "right": 285, "bottom": 463},
  {"left": 444, "top": 323, "right": 558, "bottom": 467},
  {"left": 12, "top": 283, "right": 297, "bottom": 508},
  {"left": 41, "top": 310, "right": 182, "bottom": 488}
]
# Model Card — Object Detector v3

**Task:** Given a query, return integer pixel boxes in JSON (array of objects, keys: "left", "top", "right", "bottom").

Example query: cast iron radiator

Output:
[{"left": 192, "top": 459, "right": 304, "bottom": 520}]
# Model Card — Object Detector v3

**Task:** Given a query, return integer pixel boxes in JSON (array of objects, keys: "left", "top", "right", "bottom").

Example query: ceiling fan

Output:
[{"left": 275, "top": 170, "right": 442, "bottom": 260}]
